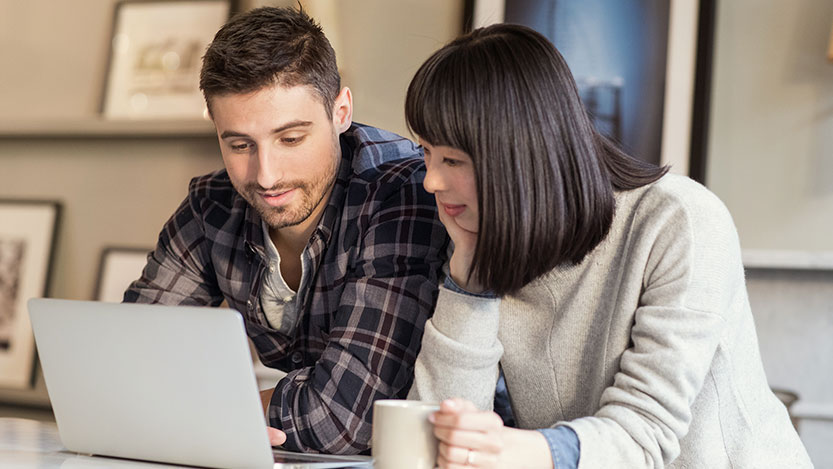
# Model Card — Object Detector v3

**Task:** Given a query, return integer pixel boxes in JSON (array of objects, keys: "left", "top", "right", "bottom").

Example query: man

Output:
[{"left": 124, "top": 6, "right": 448, "bottom": 454}]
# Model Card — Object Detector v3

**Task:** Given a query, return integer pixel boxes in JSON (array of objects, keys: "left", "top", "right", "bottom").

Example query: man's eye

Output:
[
  {"left": 281, "top": 136, "right": 305, "bottom": 145},
  {"left": 230, "top": 142, "right": 252, "bottom": 152}
]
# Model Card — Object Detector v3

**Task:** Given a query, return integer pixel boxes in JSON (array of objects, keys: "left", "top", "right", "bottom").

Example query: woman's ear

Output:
[{"left": 331, "top": 87, "right": 353, "bottom": 133}]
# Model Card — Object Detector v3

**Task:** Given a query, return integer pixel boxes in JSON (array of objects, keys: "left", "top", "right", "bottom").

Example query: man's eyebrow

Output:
[
  {"left": 220, "top": 120, "right": 313, "bottom": 139},
  {"left": 220, "top": 130, "right": 249, "bottom": 139},
  {"left": 273, "top": 120, "right": 313, "bottom": 134}
]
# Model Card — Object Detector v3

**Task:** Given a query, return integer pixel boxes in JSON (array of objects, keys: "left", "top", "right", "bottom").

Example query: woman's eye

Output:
[{"left": 443, "top": 158, "right": 460, "bottom": 167}]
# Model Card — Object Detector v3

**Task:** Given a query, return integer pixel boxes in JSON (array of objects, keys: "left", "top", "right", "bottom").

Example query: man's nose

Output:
[{"left": 254, "top": 147, "right": 283, "bottom": 189}]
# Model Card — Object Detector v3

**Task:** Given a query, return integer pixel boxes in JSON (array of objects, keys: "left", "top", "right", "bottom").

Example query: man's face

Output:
[{"left": 210, "top": 84, "right": 352, "bottom": 231}]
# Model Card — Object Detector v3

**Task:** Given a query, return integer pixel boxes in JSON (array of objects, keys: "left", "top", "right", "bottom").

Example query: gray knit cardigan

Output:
[{"left": 409, "top": 174, "right": 812, "bottom": 468}]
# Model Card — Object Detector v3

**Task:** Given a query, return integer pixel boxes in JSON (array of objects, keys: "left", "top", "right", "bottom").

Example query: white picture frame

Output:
[
  {"left": 101, "top": 0, "right": 231, "bottom": 120},
  {"left": 0, "top": 200, "right": 60, "bottom": 389},
  {"left": 94, "top": 247, "right": 152, "bottom": 303}
]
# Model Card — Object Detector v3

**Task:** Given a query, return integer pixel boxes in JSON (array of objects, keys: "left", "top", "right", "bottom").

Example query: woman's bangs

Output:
[{"left": 405, "top": 49, "right": 474, "bottom": 153}]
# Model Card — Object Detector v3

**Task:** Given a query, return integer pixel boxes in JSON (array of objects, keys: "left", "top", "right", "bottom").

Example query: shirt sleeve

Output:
[
  {"left": 270, "top": 173, "right": 449, "bottom": 454},
  {"left": 538, "top": 426, "right": 580, "bottom": 469},
  {"left": 443, "top": 274, "right": 497, "bottom": 299},
  {"left": 123, "top": 184, "right": 223, "bottom": 306}
]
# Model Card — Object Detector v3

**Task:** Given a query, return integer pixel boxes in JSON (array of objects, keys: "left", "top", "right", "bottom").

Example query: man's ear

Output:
[
  {"left": 203, "top": 96, "right": 214, "bottom": 122},
  {"left": 331, "top": 87, "right": 353, "bottom": 133}
]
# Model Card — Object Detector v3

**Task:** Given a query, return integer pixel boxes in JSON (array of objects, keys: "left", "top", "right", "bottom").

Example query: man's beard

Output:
[{"left": 238, "top": 148, "right": 339, "bottom": 230}]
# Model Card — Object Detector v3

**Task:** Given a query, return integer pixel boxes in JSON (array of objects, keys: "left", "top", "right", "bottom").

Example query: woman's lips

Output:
[
  {"left": 442, "top": 202, "right": 466, "bottom": 217},
  {"left": 259, "top": 188, "right": 295, "bottom": 207}
]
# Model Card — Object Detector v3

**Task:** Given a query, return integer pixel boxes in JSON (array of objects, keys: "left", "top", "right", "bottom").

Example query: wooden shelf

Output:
[
  {"left": 792, "top": 401, "right": 833, "bottom": 421},
  {"left": 0, "top": 117, "right": 216, "bottom": 138},
  {"left": 743, "top": 249, "right": 833, "bottom": 271}
]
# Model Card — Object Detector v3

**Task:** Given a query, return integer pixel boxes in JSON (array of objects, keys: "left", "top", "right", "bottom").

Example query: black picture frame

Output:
[
  {"left": 687, "top": 0, "right": 717, "bottom": 185},
  {"left": 0, "top": 199, "right": 61, "bottom": 389}
]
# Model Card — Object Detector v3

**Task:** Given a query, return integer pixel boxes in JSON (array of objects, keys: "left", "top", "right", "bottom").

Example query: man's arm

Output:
[
  {"left": 123, "top": 180, "right": 223, "bottom": 306},
  {"left": 269, "top": 164, "right": 448, "bottom": 454}
]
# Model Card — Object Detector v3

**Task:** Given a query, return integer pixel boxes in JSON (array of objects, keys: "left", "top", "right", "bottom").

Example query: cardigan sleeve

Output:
[
  {"left": 564, "top": 182, "right": 743, "bottom": 468},
  {"left": 407, "top": 284, "right": 504, "bottom": 410}
]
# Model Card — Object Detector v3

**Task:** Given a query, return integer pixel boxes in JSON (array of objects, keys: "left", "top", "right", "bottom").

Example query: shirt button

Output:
[
  {"left": 246, "top": 300, "right": 253, "bottom": 310},
  {"left": 291, "top": 351, "right": 303, "bottom": 364},
  {"left": 269, "top": 264, "right": 276, "bottom": 273}
]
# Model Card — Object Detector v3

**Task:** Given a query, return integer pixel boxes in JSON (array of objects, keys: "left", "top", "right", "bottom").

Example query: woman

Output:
[{"left": 405, "top": 24, "right": 811, "bottom": 468}]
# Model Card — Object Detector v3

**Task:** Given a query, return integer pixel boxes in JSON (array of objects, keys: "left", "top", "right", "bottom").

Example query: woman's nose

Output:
[{"left": 422, "top": 159, "right": 444, "bottom": 194}]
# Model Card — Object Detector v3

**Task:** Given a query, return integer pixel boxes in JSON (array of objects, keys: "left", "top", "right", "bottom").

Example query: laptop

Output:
[{"left": 28, "top": 298, "right": 373, "bottom": 469}]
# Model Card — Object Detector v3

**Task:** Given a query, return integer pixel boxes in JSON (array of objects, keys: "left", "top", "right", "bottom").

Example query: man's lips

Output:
[{"left": 259, "top": 189, "right": 295, "bottom": 206}]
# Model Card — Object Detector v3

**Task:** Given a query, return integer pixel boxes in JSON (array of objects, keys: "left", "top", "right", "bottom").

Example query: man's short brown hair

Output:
[{"left": 200, "top": 6, "right": 340, "bottom": 118}]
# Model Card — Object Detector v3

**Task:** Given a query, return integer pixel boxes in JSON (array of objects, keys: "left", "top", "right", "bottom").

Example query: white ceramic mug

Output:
[{"left": 372, "top": 399, "right": 440, "bottom": 469}]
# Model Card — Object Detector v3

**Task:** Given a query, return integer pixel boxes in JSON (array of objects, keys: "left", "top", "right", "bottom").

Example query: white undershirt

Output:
[{"left": 259, "top": 221, "right": 301, "bottom": 333}]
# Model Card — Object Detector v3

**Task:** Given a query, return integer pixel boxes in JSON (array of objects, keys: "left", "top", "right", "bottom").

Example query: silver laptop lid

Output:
[{"left": 29, "top": 298, "right": 275, "bottom": 469}]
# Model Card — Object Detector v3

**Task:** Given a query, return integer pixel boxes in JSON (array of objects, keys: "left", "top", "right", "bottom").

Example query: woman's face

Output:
[{"left": 420, "top": 140, "right": 479, "bottom": 233}]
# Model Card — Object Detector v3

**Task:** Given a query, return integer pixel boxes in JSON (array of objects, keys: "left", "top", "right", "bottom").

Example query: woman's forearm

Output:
[{"left": 499, "top": 427, "right": 555, "bottom": 469}]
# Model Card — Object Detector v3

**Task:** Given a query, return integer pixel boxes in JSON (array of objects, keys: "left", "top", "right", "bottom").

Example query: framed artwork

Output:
[
  {"left": 0, "top": 200, "right": 60, "bottom": 389},
  {"left": 698, "top": 0, "right": 833, "bottom": 265},
  {"left": 94, "top": 247, "right": 152, "bottom": 303},
  {"left": 101, "top": 0, "right": 232, "bottom": 120},
  {"left": 464, "top": 0, "right": 708, "bottom": 177}
]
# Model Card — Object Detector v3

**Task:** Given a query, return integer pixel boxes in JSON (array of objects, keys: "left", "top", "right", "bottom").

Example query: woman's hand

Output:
[
  {"left": 430, "top": 398, "right": 553, "bottom": 469},
  {"left": 435, "top": 196, "right": 484, "bottom": 293}
]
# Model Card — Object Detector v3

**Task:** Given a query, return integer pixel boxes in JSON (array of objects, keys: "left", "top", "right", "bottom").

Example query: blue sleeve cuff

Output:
[
  {"left": 443, "top": 275, "right": 497, "bottom": 299},
  {"left": 537, "top": 426, "right": 580, "bottom": 469}
]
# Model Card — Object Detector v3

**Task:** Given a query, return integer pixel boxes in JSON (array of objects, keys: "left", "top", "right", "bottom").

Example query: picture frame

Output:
[
  {"left": 0, "top": 200, "right": 60, "bottom": 389},
  {"left": 101, "top": 0, "right": 232, "bottom": 120},
  {"left": 696, "top": 1, "right": 833, "bottom": 266},
  {"left": 464, "top": 0, "right": 709, "bottom": 179},
  {"left": 94, "top": 247, "right": 152, "bottom": 303}
]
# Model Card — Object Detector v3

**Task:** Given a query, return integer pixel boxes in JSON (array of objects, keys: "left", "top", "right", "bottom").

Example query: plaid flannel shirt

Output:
[{"left": 124, "top": 123, "right": 449, "bottom": 454}]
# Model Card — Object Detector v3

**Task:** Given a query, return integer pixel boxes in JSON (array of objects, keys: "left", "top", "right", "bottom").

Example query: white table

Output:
[{"left": 0, "top": 418, "right": 190, "bottom": 468}]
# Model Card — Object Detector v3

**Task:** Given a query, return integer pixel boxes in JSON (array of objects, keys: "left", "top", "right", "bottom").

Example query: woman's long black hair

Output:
[{"left": 406, "top": 23, "right": 668, "bottom": 296}]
